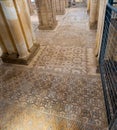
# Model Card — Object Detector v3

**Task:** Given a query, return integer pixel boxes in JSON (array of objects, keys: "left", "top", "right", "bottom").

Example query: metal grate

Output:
[{"left": 99, "top": 1, "right": 117, "bottom": 130}]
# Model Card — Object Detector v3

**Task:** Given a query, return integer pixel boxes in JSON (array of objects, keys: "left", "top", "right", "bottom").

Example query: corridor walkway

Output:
[{"left": 0, "top": 7, "right": 108, "bottom": 130}]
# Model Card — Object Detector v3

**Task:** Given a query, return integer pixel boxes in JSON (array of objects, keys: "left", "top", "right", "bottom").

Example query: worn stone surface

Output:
[{"left": 0, "top": 7, "right": 108, "bottom": 130}]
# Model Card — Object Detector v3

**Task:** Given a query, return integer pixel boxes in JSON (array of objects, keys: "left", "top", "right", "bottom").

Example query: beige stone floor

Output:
[{"left": 0, "top": 7, "right": 108, "bottom": 130}]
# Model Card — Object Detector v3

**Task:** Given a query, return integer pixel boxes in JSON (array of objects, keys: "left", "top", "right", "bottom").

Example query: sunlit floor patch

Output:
[{"left": 1, "top": 105, "right": 81, "bottom": 130}]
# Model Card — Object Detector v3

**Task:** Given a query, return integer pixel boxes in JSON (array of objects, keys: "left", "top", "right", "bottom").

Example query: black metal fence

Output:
[{"left": 99, "top": 1, "right": 117, "bottom": 130}]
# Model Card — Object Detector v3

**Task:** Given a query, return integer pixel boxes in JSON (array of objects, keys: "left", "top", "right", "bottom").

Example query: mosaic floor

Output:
[{"left": 0, "top": 7, "right": 108, "bottom": 130}]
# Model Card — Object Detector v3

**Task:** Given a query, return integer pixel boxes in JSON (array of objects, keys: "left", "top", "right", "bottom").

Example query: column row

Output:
[{"left": 0, "top": 0, "right": 68, "bottom": 64}]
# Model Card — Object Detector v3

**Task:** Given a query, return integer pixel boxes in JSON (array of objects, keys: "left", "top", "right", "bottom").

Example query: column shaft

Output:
[
  {"left": 0, "top": 0, "right": 29, "bottom": 58},
  {"left": 0, "top": 5, "right": 16, "bottom": 54},
  {"left": 55, "top": 0, "right": 65, "bottom": 15},
  {"left": 0, "top": 0, "right": 39, "bottom": 64},
  {"left": 65, "top": 0, "right": 68, "bottom": 8},
  {"left": 0, "top": 35, "right": 7, "bottom": 54},
  {"left": 87, "top": 0, "right": 90, "bottom": 13},
  {"left": 95, "top": 0, "right": 106, "bottom": 59},
  {"left": 89, "top": 0, "right": 98, "bottom": 29},
  {"left": 27, "top": 0, "right": 34, "bottom": 15},
  {"left": 24, "top": 0, "right": 36, "bottom": 44},
  {"left": 35, "top": 0, "right": 57, "bottom": 30},
  {"left": 15, "top": 0, "right": 34, "bottom": 50}
]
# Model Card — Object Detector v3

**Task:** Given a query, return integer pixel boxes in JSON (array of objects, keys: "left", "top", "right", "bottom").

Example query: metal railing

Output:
[{"left": 99, "top": 0, "right": 117, "bottom": 130}]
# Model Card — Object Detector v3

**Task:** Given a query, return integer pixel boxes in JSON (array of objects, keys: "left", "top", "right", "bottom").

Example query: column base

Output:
[
  {"left": 39, "top": 21, "right": 58, "bottom": 30},
  {"left": 1, "top": 44, "right": 40, "bottom": 65},
  {"left": 89, "top": 21, "right": 97, "bottom": 30}
]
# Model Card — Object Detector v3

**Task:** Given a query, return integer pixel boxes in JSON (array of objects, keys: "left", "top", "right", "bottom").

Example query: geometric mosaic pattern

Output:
[
  {"left": 32, "top": 45, "right": 97, "bottom": 75},
  {"left": 0, "top": 62, "right": 108, "bottom": 130},
  {"left": 0, "top": 7, "right": 108, "bottom": 130},
  {"left": 0, "top": 68, "right": 107, "bottom": 130}
]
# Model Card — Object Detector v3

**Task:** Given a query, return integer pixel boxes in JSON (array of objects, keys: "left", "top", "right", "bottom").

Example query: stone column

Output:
[
  {"left": 55, "top": 0, "right": 66, "bottom": 15},
  {"left": 0, "top": 5, "right": 17, "bottom": 55},
  {"left": 0, "top": 0, "right": 39, "bottom": 64},
  {"left": 0, "top": 35, "right": 7, "bottom": 55},
  {"left": 95, "top": 0, "right": 107, "bottom": 59},
  {"left": 24, "top": 0, "right": 36, "bottom": 44},
  {"left": 35, "top": 0, "right": 57, "bottom": 30},
  {"left": 87, "top": 0, "right": 90, "bottom": 13},
  {"left": 65, "top": 0, "right": 68, "bottom": 8},
  {"left": 27, "top": 0, "right": 34, "bottom": 15},
  {"left": 89, "top": 0, "right": 98, "bottom": 29}
]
